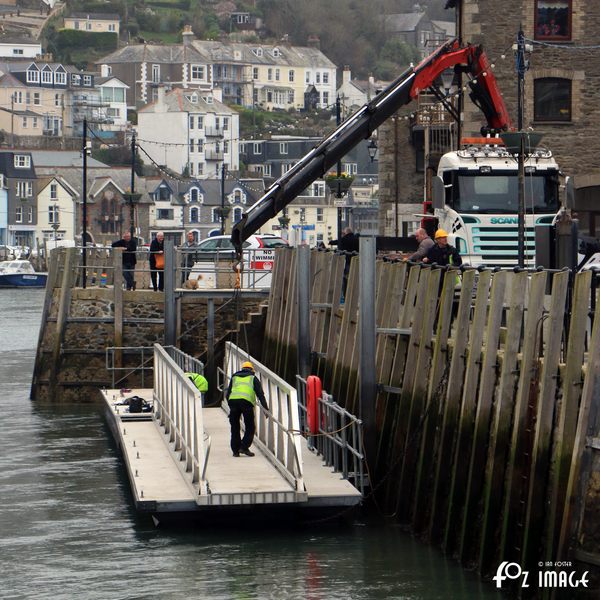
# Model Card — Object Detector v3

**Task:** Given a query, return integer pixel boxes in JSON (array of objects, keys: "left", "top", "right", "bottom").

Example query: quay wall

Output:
[
  {"left": 31, "top": 248, "right": 263, "bottom": 402},
  {"left": 263, "top": 248, "right": 600, "bottom": 593}
]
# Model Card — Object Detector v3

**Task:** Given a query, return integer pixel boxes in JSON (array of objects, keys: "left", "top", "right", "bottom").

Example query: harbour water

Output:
[{"left": 0, "top": 289, "right": 500, "bottom": 599}]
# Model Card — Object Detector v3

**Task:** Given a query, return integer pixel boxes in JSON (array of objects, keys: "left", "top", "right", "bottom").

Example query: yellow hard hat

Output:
[
  {"left": 434, "top": 229, "right": 449, "bottom": 239},
  {"left": 242, "top": 361, "right": 254, "bottom": 370}
]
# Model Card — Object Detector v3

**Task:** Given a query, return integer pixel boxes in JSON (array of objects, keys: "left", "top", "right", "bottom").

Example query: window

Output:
[
  {"left": 48, "top": 205, "right": 59, "bottom": 223},
  {"left": 316, "top": 208, "right": 324, "bottom": 222},
  {"left": 253, "top": 48, "right": 263, "bottom": 57},
  {"left": 41, "top": 69, "right": 52, "bottom": 84},
  {"left": 197, "top": 140, "right": 203, "bottom": 153},
  {"left": 305, "top": 71, "right": 311, "bottom": 83},
  {"left": 74, "top": 21, "right": 79, "bottom": 30},
  {"left": 190, "top": 188, "right": 199, "bottom": 202},
  {"left": 55, "top": 71, "right": 66, "bottom": 85},
  {"left": 288, "top": 90, "right": 295, "bottom": 104},
  {"left": 322, "top": 91, "right": 329, "bottom": 106},
  {"left": 275, "top": 69, "right": 280, "bottom": 81},
  {"left": 190, "top": 139, "right": 195, "bottom": 152},
  {"left": 233, "top": 189, "right": 242, "bottom": 203},
  {"left": 13, "top": 49, "right": 23, "bottom": 55},
  {"left": 32, "top": 117, "right": 38, "bottom": 128},
  {"left": 13, "top": 91, "right": 22, "bottom": 104},
  {"left": 108, "top": 24, "right": 116, "bottom": 32},
  {"left": 189, "top": 115, "right": 195, "bottom": 129},
  {"left": 211, "top": 207, "right": 220, "bottom": 222},
  {"left": 27, "top": 207, "right": 33, "bottom": 223},
  {"left": 83, "top": 75, "right": 92, "bottom": 86},
  {"left": 197, "top": 163, "right": 203, "bottom": 175},
  {"left": 189, "top": 162, "right": 194, "bottom": 175},
  {"left": 316, "top": 72, "right": 321, "bottom": 84},
  {"left": 280, "top": 142, "right": 288, "bottom": 155},
  {"left": 25, "top": 92, "right": 30, "bottom": 105},
  {"left": 197, "top": 116, "right": 204, "bottom": 129},
  {"left": 233, "top": 207, "right": 243, "bottom": 223},
  {"left": 157, "top": 209, "right": 173, "bottom": 220},
  {"left": 50, "top": 183, "right": 58, "bottom": 199},
  {"left": 268, "top": 68, "right": 273, "bottom": 81},
  {"left": 71, "top": 74, "right": 81, "bottom": 86},
  {"left": 344, "top": 163, "right": 358, "bottom": 175},
  {"left": 323, "top": 72, "right": 329, "bottom": 84},
  {"left": 191, "top": 65, "right": 205, "bottom": 81},
  {"left": 299, "top": 208, "right": 306, "bottom": 222},
  {"left": 22, "top": 117, "right": 27, "bottom": 128},
  {"left": 15, "top": 207, "right": 22, "bottom": 223},
  {"left": 272, "top": 48, "right": 280, "bottom": 58},
  {"left": 535, "top": 1, "right": 571, "bottom": 40},
  {"left": 288, "top": 69, "right": 295, "bottom": 82},
  {"left": 263, "top": 164, "right": 271, "bottom": 176},
  {"left": 312, "top": 182, "right": 325, "bottom": 196},
  {"left": 152, "top": 65, "right": 160, "bottom": 83},
  {"left": 253, "top": 142, "right": 263, "bottom": 154},
  {"left": 26, "top": 68, "right": 39, "bottom": 83},
  {"left": 86, "top": 22, "right": 92, "bottom": 31},
  {"left": 189, "top": 206, "right": 199, "bottom": 223},
  {"left": 223, "top": 117, "right": 229, "bottom": 131},
  {"left": 53, "top": 93, "right": 60, "bottom": 106},
  {"left": 253, "top": 67, "right": 259, "bottom": 80},
  {"left": 282, "top": 163, "right": 293, "bottom": 174},
  {"left": 14, "top": 155, "right": 30, "bottom": 168},
  {"left": 534, "top": 77, "right": 572, "bottom": 121},
  {"left": 224, "top": 141, "right": 229, "bottom": 154}
]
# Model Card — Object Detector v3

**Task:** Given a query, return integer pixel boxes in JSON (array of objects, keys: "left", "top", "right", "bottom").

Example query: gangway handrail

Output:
[
  {"left": 296, "top": 375, "right": 365, "bottom": 495},
  {"left": 223, "top": 342, "right": 305, "bottom": 492},
  {"left": 153, "top": 343, "right": 208, "bottom": 495}
]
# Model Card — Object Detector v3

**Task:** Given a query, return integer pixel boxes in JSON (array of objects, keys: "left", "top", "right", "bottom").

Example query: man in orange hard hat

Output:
[
  {"left": 226, "top": 361, "right": 268, "bottom": 457},
  {"left": 423, "top": 229, "right": 462, "bottom": 267}
]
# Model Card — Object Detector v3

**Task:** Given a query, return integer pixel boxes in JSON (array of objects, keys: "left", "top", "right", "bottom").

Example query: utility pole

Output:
[
  {"left": 82, "top": 117, "right": 88, "bottom": 288},
  {"left": 516, "top": 27, "right": 526, "bottom": 268},
  {"left": 130, "top": 131, "right": 136, "bottom": 239},
  {"left": 220, "top": 163, "right": 227, "bottom": 235},
  {"left": 336, "top": 96, "right": 343, "bottom": 240}
]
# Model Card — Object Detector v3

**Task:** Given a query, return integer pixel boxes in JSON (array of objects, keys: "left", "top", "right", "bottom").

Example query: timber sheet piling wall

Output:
[{"left": 263, "top": 248, "right": 600, "bottom": 586}]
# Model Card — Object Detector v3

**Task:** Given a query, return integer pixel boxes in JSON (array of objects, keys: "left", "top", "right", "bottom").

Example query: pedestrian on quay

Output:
[
  {"left": 422, "top": 229, "right": 462, "bottom": 267},
  {"left": 149, "top": 231, "right": 165, "bottom": 291},
  {"left": 405, "top": 228, "right": 434, "bottom": 262},
  {"left": 182, "top": 231, "right": 198, "bottom": 283},
  {"left": 111, "top": 230, "right": 137, "bottom": 290},
  {"left": 185, "top": 371, "right": 208, "bottom": 394},
  {"left": 226, "top": 361, "right": 269, "bottom": 457}
]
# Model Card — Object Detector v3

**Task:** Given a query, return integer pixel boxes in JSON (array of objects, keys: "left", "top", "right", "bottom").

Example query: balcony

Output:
[
  {"left": 205, "top": 148, "right": 224, "bottom": 160},
  {"left": 204, "top": 127, "right": 224, "bottom": 137}
]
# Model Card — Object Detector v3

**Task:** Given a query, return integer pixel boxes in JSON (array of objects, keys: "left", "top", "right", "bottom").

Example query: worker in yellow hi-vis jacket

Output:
[{"left": 226, "top": 361, "right": 268, "bottom": 457}]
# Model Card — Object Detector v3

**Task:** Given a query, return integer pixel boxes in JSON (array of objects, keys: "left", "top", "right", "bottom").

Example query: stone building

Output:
[{"left": 378, "top": 0, "right": 600, "bottom": 238}]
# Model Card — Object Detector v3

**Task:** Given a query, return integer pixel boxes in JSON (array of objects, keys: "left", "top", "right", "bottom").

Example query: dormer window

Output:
[
  {"left": 205, "top": 95, "right": 213, "bottom": 104},
  {"left": 55, "top": 71, "right": 66, "bottom": 85},
  {"left": 14, "top": 154, "right": 31, "bottom": 168},
  {"left": 71, "top": 74, "right": 81, "bottom": 86},
  {"left": 186, "top": 92, "right": 198, "bottom": 104},
  {"left": 26, "top": 67, "right": 39, "bottom": 83},
  {"left": 41, "top": 68, "right": 52, "bottom": 84},
  {"left": 252, "top": 47, "right": 263, "bottom": 57},
  {"left": 83, "top": 75, "right": 92, "bottom": 86},
  {"left": 272, "top": 47, "right": 281, "bottom": 58}
]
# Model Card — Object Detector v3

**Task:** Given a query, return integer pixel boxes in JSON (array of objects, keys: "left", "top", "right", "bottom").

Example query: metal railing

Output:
[
  {"left": 221, "top": 342, "right": 305, "bottom": 492},
  {"left": 105, "top": 345, "right": 155, "bottom": 388},
  {"left": 153, "top": 343, "right": 209, "bottom": 495},
  {"left": 296, "top": 375, "right": 366, "bottom": 495},
  {"left": 105, "top": 345, "right": 204, "bottom": 389}
]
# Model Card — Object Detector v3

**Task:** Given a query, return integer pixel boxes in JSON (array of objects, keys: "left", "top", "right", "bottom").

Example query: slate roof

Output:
[
  {"left": 69, "top": 13, "right": 120, "bottom": 21},
  {"left": 384, "top": 12, "right": 426, "bottom": 32},
  {"left": 28, "top": 151, "right": 108, "bottom": 168},
  {"left": 138, "top": 87, "right": 237, "bottom": 115}
]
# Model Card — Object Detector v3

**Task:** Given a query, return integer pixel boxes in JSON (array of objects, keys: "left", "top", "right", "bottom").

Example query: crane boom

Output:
[{"left": 231, "top": 39, "right": 512, "bottom": 254}]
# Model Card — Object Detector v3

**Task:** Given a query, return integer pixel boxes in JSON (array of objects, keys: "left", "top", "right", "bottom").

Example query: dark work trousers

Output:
[
  {"left": 150, "top": 269, "right": 164, "bottom": 291},
  {"left": 228, "top": 399, "right": 256, "bottom": 453},
  {"left": 123, "top": 267, "right": 135, "bottom": 291}
]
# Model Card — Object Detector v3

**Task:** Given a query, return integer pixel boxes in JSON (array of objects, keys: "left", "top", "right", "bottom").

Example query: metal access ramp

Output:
[{"left": 101, "top": 343, "right": 362, "bottom": 516}]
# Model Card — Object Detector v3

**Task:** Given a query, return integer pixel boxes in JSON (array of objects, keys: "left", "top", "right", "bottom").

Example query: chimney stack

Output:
[
  {"left": 307, "top": 35, "right": 320, "bottom": 49},
  {"left": 343, "top": 65, "right": 351, "bottom": 85},
  {"left": 182, "top": 25, "right": 195, "bottom": 47}
]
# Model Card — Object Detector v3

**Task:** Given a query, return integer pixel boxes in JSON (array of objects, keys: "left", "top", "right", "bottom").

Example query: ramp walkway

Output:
[{"left": 101, "top": 343, "right": 362, "bottom": 515}]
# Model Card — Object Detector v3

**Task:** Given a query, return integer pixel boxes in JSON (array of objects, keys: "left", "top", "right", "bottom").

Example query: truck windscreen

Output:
[{"left": 451, "top": 171, "right": 560, "bottom": 214}]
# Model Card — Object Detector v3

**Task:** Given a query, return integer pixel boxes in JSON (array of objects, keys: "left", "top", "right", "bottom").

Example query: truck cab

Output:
[{"left": 433, "top": 141, "right": 561, "bottom": 266}]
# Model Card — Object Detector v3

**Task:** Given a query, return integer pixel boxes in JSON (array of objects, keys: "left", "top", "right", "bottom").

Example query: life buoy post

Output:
[{"left": 306, "top": 375, "right": 322, "bottom": 435}]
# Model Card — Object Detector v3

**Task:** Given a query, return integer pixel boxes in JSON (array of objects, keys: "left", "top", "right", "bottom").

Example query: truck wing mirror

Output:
[
  {"left": 564, "top": 176, "right": 575, "bottom": 209},
  {"left": 432, "top": 175, "right": 445, "bottom": 210}
]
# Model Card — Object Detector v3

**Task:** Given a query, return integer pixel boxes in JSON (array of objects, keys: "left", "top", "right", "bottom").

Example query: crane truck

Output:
[{"left": 232, "top": 38, "right": 563, "bottom": 267}]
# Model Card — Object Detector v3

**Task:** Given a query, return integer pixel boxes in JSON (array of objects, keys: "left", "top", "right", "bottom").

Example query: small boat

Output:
[{"left": 0, "top": 260, "right": 48, "bottom": 288}]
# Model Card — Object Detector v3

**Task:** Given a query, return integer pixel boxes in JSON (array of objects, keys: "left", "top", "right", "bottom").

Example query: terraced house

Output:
[{"left": 97, "top": 27, "right": 337, "bottom": 111}]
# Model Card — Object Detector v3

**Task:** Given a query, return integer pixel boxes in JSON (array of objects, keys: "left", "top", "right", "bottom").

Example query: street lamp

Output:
[{"left": 367, "top": 138, "right": 378, "bottom": 162}]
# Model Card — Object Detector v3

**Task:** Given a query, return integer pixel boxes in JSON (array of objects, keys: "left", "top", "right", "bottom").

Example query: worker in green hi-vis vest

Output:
[{"left": 226, "top": 361, "right": 268, "bottom": 457}]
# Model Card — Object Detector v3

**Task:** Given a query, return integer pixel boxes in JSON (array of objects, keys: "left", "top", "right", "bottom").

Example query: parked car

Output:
[
  {"left": 187, "top": 234, "right": 288, "bottom": 289},
  {"left": 193, "top": 234, "right": 288, "bottom": 267}
]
